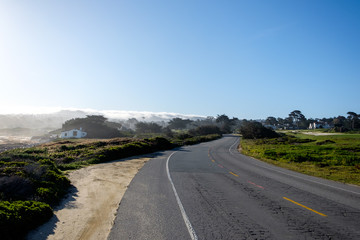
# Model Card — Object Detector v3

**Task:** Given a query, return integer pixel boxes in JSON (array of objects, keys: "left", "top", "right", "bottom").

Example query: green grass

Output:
[{"left": 240, "top": 132, "right": 360, "bottom": 185}]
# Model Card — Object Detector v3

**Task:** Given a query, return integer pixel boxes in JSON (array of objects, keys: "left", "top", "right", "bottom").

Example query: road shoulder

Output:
[{"left": 27, "top": 157, "right": 150, "bottom": 240}]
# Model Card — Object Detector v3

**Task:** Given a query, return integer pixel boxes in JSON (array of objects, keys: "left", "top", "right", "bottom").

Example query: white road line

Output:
[
  {"left": 166, "top": 152, "right": 198, "bottom": 240},
  {"left": 228, "top": 137, "right": 239, "bottom": 155}
]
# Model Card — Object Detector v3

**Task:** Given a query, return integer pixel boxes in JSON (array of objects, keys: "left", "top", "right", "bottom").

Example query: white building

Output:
[
  {"left": 308, "top": 122, "right": 331, "bottom": 129},
  {"left": 60, "top": 128, "right": 87, "bottom": 139}
]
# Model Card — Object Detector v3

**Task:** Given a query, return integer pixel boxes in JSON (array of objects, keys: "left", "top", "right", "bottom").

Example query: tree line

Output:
[
  {"left": 131, "top": 114, "right": 241, "bottom": 136},
  {"left": 61, "top": 114, "right": 242, "bottom": 138},
  {"left": 264, "top": 110, "right": 360, "bottom": 132},
  {"left": 61, "top": 110, "right": 360, "bottom": 139}
]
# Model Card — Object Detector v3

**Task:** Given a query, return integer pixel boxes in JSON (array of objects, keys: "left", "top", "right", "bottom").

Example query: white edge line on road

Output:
[
  {"left": 228, "top": 137, "right": 239, "bottom": 155},
  {"left": 166, "top": 151, "right": 198, "bottom": 240},
  {"left": 229, "top": 137, "right": 360, "bottom": 196}
]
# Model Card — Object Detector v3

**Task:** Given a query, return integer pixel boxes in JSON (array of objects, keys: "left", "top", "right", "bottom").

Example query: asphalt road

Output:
[{"left": 108, "top": 135, "right": 360, "bottom": 239}]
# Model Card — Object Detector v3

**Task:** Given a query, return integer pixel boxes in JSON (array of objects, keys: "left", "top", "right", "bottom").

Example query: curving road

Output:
[{"left": 108, "top": 135, "right": 360, "bottom": 239}]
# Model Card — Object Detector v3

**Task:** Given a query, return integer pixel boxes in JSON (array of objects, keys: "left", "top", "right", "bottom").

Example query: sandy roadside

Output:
[{"left": 27, "top": 157, "right": 150, "bottom": 240}]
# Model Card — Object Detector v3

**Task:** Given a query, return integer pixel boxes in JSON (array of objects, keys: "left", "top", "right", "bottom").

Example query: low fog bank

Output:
[
  {"left": 0, "top": 110, "right": 87, "bottom": 130},
  {"left": 0, "top": 109, "right": 205, "bottom": 129},
  {"left": 0, "top": 109, "right": 205, "bottom": 143}
]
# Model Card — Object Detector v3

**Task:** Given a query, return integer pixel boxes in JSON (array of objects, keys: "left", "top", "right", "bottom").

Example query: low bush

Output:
[
  {"left": 0, "top": 200, "right": 53, "bottom": 239},
  {"left": 316, "top": 140, "right": 336, "bottom": 145},
  {"left": 0, "top": 176, "right": 34, "bottom": 200},
  {"left": 24, "top": 148, "right": 47, "bottom": 154},
  {"left": 240, "top": 122, "right": 279, "bottom": 139},
  {"left": 57, "top": 161, "right": 87, "bottom": 170}
]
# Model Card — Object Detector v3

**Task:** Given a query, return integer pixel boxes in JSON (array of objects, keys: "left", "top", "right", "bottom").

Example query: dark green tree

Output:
[
  {"left": 216, "top": 114, "right": 232, "bottom": 133},
  {"left": 265, "top": 116, "right": 278, "bottom": 126},
  {"left": 135, "top": 122, "right": 163, "bottom": 133},
  {"left": 284, "top": 117, "right": 294, "bottom": 128},
  {"left": 277, "top": 117, "right": 285, "bottom": 126},
  {"left": 168, "top": 118, "right": 193, "bottom": 130},
  {"left": 333, "top": 116, "right": 348, "bottom": 132},
  {"left": 189, "top": 125, "right": 222, "bottom": 136},
  {"left": 62, "top": 115, "right": 123, "bottom": 138},
  {"left": 229, "top": 117, "right": 242, "bottom": 132},
  {"left": 289, "top": 110, "right": 306, "bottom": 129},
  {"left": 126, "top": 118, "right": 139, "bottom": 129},
  {"left": 347, "top": 111, "right": 359, "bottom": 130},
  {"left": 240, "top": 121, "right": 279, "bottom": 139},
  {"left": 189, "top": 116, "right": 215, "bottom": 128}
]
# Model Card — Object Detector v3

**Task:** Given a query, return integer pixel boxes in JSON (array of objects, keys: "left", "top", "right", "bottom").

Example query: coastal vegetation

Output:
[
  {"left": 238, "top": 110, "right": 360, "bottom": 185},
  {"left": 61, "top": 115, "right": 124, "bottom": 138},
  {"left": 240, "top": 131, "right": 360, "bottom": 185},
  {"left": 263, "top": 110, "right": 360, "bottom": 132},
  {"left": 0, "top": 130, "right": 221, "bottom": 239}
]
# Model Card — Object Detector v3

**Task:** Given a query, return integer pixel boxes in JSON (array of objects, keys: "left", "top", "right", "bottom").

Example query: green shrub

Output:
[
  {"left": 59, "top": 145, "right": 76, "bottom": 151},
  {"left": 58, "top": 161, "right": 87, "bottom": 170},
  {"left": 39, "top": 159, "right": 60, "bottom": 173},
  {"left": 240, "top": 122, "right": 279, "bottom": 139},
  {"left": 94, "top": 141, "right": 107, "bottom": 147},
  {"left": 24, "top": 148, "right": 47, "bottom": 154},
  {"left": 263, "top": 149, "right": 278, "bottom": 159},
  {"left": 316, "top": 140, "right": 336, "bottom": 145},
  {"left": 0, "top": 176, "right": 34, "bottom": 201},
  {"left": 36, "top": 187, "right": 54, "bottom": 202},
  {"left": 63, "top": 156, "right": 76, "bottom": 163},
  {"left": 45, "top": 170, "right": 70, "bottom": 187},
  {"left": 175, "top": 133, "right": 192, "bottom": 140},
  {"left": 0, "top": 200, "right": 53, "bottom": 239},
  {"left": 88, "top": 157, "right": 102, "bottom": 164},
  {"left": 0, "top": 157, "right": 11, "bottom": 162},
  {"left": 188, "top": 125, "right": 222, "bottom": 136},
  {"left": 29, "top": 170, "right": 71, "bottom": 203},
  {"left": 12, "top": 153, "right": 45, "bottom": 161}
]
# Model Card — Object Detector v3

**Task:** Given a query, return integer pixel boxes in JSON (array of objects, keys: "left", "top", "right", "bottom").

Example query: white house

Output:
[
  {"left": 60, "top": 128, "right": 87, "bottom": 139},
  {"left": 308, "top": 122, "right": 331, "bottom": 129}
]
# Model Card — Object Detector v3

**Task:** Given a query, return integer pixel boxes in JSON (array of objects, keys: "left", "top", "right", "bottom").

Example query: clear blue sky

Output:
[{"left": 0, "top": 0, "right": 359, "bottom": 119}]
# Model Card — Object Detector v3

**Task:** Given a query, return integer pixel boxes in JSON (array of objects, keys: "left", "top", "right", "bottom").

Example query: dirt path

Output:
[{"left": 27, "top": 157, "right": 150, "bottom": 240}]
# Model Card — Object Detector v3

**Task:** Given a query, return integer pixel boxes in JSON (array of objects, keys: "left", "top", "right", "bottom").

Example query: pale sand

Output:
[
  {"left": 27, "top": 157, "right": 150, "bottom": 240},
  {"left": 302, "top": 132, "right": 340, "bottom": 136}
]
